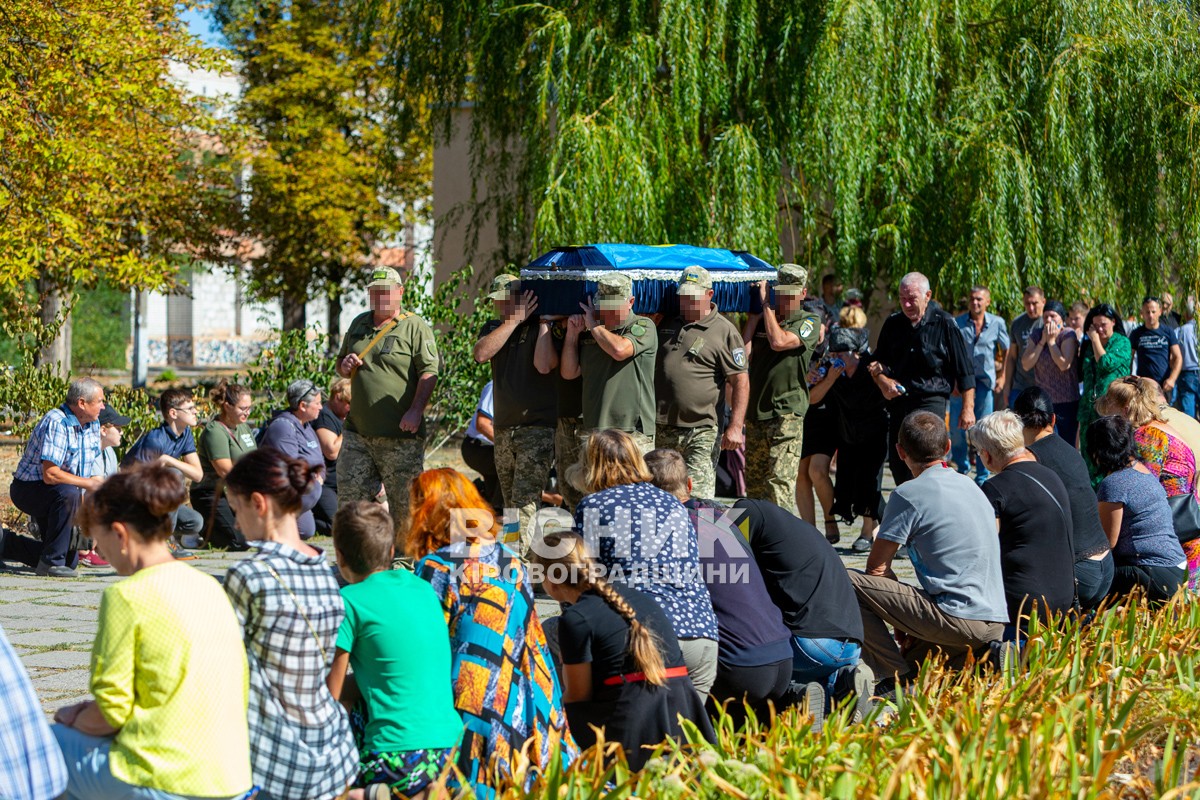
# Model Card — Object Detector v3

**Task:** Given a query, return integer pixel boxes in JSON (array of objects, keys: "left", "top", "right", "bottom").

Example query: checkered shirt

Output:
[
  {"left": 0, "top": 625, "right": 68, "bottom": 800},
  {"left": 13, "top": 405, "right": 101, "bottom": 482},
  {"left": 224, "top": 541, "right": 357, "bottom": 800}
]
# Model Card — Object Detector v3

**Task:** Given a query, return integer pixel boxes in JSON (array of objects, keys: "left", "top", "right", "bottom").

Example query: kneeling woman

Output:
[
  {"left": 52, "top": 464, "right": 252, "bottom": 800},
  {"left": 535, "top": 532, "right": 715, "bottom": 771}
]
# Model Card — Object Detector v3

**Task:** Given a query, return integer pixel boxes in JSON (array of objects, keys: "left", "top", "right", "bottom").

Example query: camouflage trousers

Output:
[
  {"left": 745, "top": 414, "right": 805, "bottom": 515},
  {"left": 655, "top": 424, "right": 720, "bottom": 499},
  {"left": 337, "top": 430, "right": 425, "bottom": 536},
  {"left": 494, "top": 425, "right": 556, "bottom": 557},
  {"left": 555, "top": 418, "right": 585, "bottom": 512}
]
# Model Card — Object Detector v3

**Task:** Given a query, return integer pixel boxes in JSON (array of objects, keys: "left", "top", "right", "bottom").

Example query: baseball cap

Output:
[
  {"left": 676, "top": 266, "right": 713, "bottom": 297},
  {"left": 98, "top": 406, "right": 131, "bottom": 427},
  {"left": 366, "top": 267, "right": 403, "bottom": 289},
  {"left": 486, "top": 274, "right": 520, "bottom": 301},
  {"left": 595, "top": 272, "right": 633, "bottom": 310},
  {"left": 774, "top": 263, "right": 809, "bottom": 295}
]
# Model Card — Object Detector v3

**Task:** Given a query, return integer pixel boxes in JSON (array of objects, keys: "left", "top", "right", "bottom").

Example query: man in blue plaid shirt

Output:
[
  {"left": 1, "top": 378, "right": 105, "bottom": 578},
  {"left": 0, "top": 623, "right": 67, "bottom": 799}
]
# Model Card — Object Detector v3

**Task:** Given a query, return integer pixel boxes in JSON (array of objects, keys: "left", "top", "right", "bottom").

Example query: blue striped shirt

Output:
[
  {"left": 0, "top": 624, "right": 68, "bottom": 800},
  {"left": 13, "top": 405, "right": 101, "bottom": 482}
]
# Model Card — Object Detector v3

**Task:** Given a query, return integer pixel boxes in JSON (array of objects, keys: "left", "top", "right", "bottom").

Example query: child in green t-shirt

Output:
[{"left": 328, "top": 502, "right": 464, "bottom": 799}]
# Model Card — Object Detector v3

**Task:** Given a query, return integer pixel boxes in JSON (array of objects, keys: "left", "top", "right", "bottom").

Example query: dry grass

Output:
[{"left": 491, "top": 595, "right": 1200, "bottom": 799}]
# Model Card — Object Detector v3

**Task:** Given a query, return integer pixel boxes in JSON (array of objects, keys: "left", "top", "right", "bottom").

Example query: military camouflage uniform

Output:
[
  {"left": 555, "top": 416, "right": 583, "bottom": 511},
  {"left": 338, "top": 432, "right": 426, "bottom": 529},
  {"left": 478, "top": 275, "right": 559, "bottom": 555},
  {"left": 336, "top": 270, "right": 440, "bottom": 533},
  {"left": 743, "top": 415, "right": 805, "bottom": 512},
  {"left": 654, "top": 267, "right": 748, "bottom": 500},
  {"left": 654, "top": 424, "right": 720, "bottom": 500},
  {"left": 744, "top": 264, "right": 820, "bottom": 514}
]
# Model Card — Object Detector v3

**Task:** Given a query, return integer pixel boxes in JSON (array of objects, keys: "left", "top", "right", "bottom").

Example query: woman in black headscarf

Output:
[{"left": 809, "top": 306, "right": 888, "bottom": 552}]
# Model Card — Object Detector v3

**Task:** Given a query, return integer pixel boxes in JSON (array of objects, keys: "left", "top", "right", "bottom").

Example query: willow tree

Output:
[{"left": 377, "top": 0, "right": 1200, "bottom": 312}]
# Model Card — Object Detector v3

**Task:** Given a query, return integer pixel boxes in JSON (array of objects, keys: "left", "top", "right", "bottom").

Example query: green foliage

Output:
[
  {"left": 489, "top": 596, "right": 1200, "bottom": 798},
  {"left": 238, "top": 328, "right": 338, "bottom": 422},
  {"left": 381, "top": 0, "right": 1200, "bottom": 314},
  {"left": 0, "top": 365, "right": 158, "bottom": 443},
  {"left": 212, "top": 0, "right": 432, "bottom": 329},
  {"left": 0, "top": 0, "right": 237, "bottom": 348},
  {"left": 410, "top": 266, "right": 493, "bottom": 451},
  {"left": 72, "top": 284, "right": 132, "bottom": 372}
]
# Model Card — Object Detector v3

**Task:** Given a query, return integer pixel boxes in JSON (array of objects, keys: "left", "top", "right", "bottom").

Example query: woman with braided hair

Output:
[{"left": 534, "top": 531, "right": 714, "bottom": 770}]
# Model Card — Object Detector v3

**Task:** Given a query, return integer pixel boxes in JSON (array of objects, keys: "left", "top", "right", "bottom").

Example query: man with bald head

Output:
[{"left": 867, "top": 272, "right": 975, "bottom": 485}]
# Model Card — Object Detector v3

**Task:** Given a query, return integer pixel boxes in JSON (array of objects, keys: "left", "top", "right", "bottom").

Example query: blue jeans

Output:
[
  {"left": 950, "top": 384, "right": 994, "bottom": 485},
  {"left": 1175, "top": 370, "right": 1200, "bottom": 419},
  {"left": 52, "top": 725, "right": 245, "bottom": 800},
  {"left": 791, "top": 636, "right": 862, "bottom": 696}
]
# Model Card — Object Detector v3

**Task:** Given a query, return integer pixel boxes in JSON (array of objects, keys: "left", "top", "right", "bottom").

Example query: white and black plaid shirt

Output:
[{"left": 225, "top": 541, "right": 357, "bottom": 800}]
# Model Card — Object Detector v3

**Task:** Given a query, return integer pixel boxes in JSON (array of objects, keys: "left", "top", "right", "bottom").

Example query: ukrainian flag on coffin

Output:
[{"left": 519, "top": 243, "right": 779, "bottom": 316}]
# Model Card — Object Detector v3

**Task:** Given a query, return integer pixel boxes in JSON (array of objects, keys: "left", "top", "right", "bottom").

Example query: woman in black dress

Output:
[
  {"left": 809, "top": 309, "right": 889, "bottom": 552},
  {"left": 533, "top": 532, "right": 714, "bottom": 770}
]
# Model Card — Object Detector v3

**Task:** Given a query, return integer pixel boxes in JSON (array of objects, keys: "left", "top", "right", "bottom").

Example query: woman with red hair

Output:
[{"left": 407, "top": 468, "right": 576, "bottom": 798}]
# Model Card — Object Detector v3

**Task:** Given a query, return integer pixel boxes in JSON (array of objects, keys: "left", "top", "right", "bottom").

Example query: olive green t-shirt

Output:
[
  {"left": 579, "top": 314, "right": 657, "bottom": 434},
  {"left": 337, "top": 310, "right": 440, "bottom": 439},
  {"left": 748, "top": 309, "right": 821, "bottom": 421},
  {"left": 196, "top": 418, "right": 257, "bottom": 490},
  {"left": 477, "top": 319, "right": 557, "bottom": 428},
  {"left": 655, "top": 306, "right": 748, "bottom": 428}
]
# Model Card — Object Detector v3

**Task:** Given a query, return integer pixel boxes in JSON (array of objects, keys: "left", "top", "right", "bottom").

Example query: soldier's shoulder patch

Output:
[
  {"left": 732, "top": 347, "right": 747, "bottom": 368},
  {"left": 552, "top": 324, "right": 566, "bottom": 340},
  {"left": 630, "top": 322, "right": 648, "bottom": 338},
  {"left": 799, "top": 317, "right": 817, "bottom": 341}
]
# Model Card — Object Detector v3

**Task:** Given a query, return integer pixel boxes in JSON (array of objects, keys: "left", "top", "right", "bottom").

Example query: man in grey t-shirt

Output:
[
  {"left": 848, "top": 411, "right": 1008, "bottom": 683},
  {"left": 1001, "top": 286, "right": 1045, "bottom": 407}
]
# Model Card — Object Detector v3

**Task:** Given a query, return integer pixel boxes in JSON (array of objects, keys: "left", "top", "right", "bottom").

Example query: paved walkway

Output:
[{"left": 1, "top": 524, "right": 915, "bottom": 715}]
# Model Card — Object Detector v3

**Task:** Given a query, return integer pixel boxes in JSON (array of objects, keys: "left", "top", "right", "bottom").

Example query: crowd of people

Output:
[{"left": 2, "top": 263, "right": 1199, "bottom": 799}]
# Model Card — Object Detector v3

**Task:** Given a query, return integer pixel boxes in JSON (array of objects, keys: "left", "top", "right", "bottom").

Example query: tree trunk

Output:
[
  {"left": 281, "top": 289, "right": 307, "bottom": 331},
  {"left": 36, "top": 278, "right": 72, "bottom": 375},
  {"left": 326, "top": 289, "right": 342, "bottom": 356}
]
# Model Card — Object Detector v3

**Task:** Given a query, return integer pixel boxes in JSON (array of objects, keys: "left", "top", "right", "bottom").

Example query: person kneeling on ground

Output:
[
  {"left": 1087, "top": 415, "right": 1188, "bottom": 604},
  {"left": 52, "top": 464, "right": 252, "bottom": 800},
  {"left": 222, "top": 448, "right": 358, "bottom": 800},
  {"left": 533, "top": 530, "right": 714, "bottom": 770},
  {"left": 973, "top": 410, "right": 1078, "bottom": 631},
  {"left": 643, "top": 449, "right": 795, "bottom": 724},
  {"left": 572, "top": 429, "right": 721, "bottom": 696},
  {"left": 1013, "top": 388, "right": 1114, "bottom": 610},
  {"left": 121, "top": 388, "right": 205, "bottom": 557},
  {"left": 328, "top": 502, "right": 461, "bottom": 800},
  {"left": 733, "top": 494, "right": 873, "bottom": 724},
  {"left": 849, "top": 411, "right": 1008, "bottom": 695}
]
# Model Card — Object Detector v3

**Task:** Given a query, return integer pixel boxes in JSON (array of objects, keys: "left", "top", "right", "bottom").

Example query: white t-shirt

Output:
[{"left": 465, "top": 381, "right": 494, "bottom": 445}]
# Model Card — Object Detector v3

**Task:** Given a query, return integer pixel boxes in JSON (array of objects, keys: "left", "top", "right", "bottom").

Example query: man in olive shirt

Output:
[
  {"left": 473, "top": 274, "right": 558, "bottom": 553},
  {"left": 744, "top": 263, "right": 821, "bottom": 514},
  {"left": 655, "top": 266, "right": 749, "bottom": 499},
  {"left": 561, "top": 272, "right": 658, "bottom": 456},
  {"left": 335, "top": 267, "right": 439, "bottom": 531}
]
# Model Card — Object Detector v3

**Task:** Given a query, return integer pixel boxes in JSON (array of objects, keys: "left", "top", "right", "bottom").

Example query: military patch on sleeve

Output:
[
  {"left": 799, "top": 318, "right": 816, "bottom": 341},
  {"left": 630, "top": 322, "right": 647, "bottom": 338},
  {"left": 732, "top": 347, "right": 747, "bottom": 368}
]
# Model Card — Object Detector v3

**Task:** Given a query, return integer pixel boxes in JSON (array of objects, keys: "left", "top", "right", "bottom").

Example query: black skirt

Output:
[{"left": 566, "top": 675, "right": 716, "bottom": 770}]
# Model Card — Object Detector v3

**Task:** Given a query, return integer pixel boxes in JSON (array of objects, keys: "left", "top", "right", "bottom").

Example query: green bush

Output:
[
  {"left": 236, "top": 328, "right": 337, "bottom": 426},
  {"left": 72, "top": 284, "right": 130, "bottom": 371},
  {"left": 410, "top": 265, "right": 493, "bottom": 452}
]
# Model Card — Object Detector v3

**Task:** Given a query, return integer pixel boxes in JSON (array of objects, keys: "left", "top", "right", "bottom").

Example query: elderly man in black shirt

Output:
[{"left": 868, "top": 272, "right": 975, "bottom": 485}]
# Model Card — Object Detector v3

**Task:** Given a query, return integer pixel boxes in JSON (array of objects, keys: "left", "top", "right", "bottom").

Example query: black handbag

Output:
[{"left": 1168, "top": 492, "right": 1200, "bottom": 544}]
